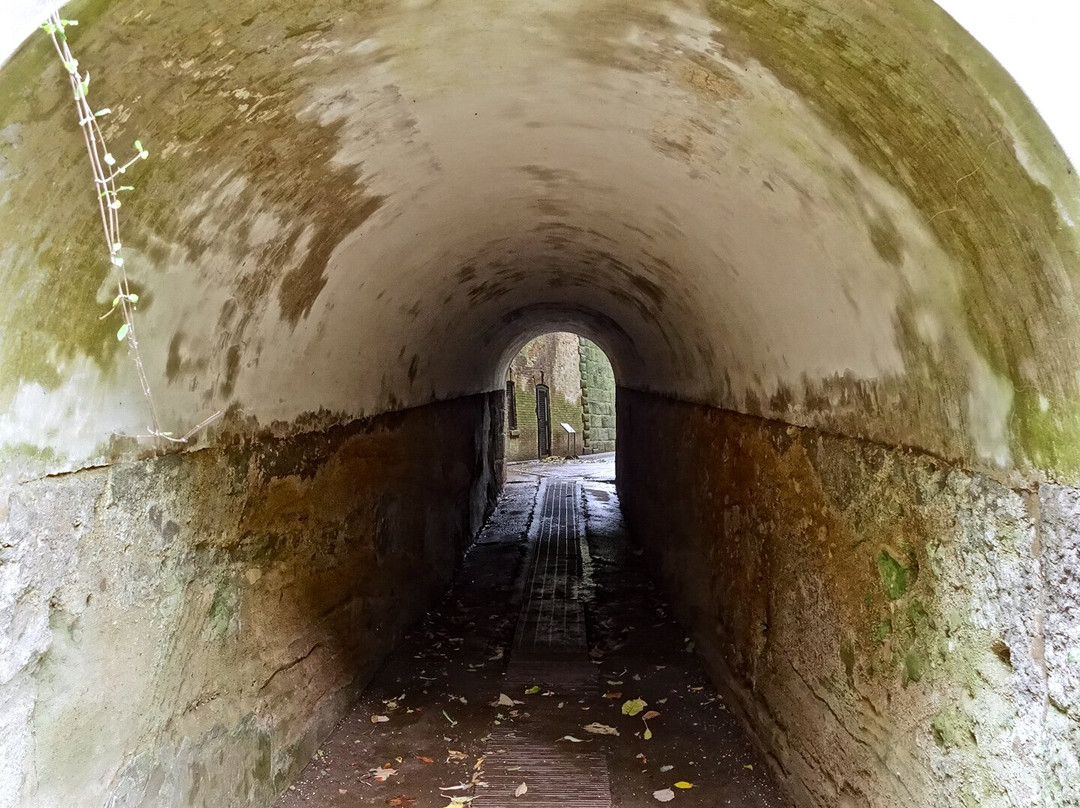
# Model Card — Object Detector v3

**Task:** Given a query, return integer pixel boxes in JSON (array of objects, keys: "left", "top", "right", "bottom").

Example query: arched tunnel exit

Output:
[{"left": 1, "top": 1, "right": 1079, "bottom": 807}]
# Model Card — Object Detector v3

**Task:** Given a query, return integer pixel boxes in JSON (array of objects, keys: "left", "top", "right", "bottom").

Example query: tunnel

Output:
[{"left": 1, "top": 0, "right": 1079, "bottom": 806}]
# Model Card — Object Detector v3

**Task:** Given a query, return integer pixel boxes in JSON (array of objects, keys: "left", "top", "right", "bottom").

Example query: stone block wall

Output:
[
  {"left": 0, "top": 393, "right": 501, "bottom": 808},
  {"left": 617, "top": 388, "right": 1079, "bottom": 808},
  {"left": 579, "top": 338, "right": 616, "bottom": 454}
]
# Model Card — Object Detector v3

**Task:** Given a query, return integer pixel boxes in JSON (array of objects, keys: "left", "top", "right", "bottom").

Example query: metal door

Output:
[{"left": 535, "top": 384, "right": 551, "bottom": 458}]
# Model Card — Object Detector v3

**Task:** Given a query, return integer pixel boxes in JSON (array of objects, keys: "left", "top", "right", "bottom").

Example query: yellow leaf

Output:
[
  {"left": 621, "top": 698, "right": 648, "bottom": 716},
  {"left": 643, "top": 727, "right": 653, "bottom": 740},
  {"left": 674, "top": 781, "right": 693, "bottom": 789}
]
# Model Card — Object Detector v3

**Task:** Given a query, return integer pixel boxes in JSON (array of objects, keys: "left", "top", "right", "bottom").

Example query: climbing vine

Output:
[{"left": 41, "top": 12, "right": 220, "bottom": 445}]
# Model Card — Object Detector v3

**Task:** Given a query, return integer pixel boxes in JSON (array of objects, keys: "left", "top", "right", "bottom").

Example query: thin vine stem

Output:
[{"left": 42, "top": 12, "right": 220, "bottom": 446}]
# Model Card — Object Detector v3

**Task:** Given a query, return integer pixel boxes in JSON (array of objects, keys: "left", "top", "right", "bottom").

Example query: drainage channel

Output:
[{"left": 473, "top": 478, "right": 613, "bottom": 808}]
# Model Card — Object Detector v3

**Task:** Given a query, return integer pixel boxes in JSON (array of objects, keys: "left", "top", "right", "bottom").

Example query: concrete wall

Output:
[
  {"left": 579, "top": 337, "right": 615, "bottom": 454},
  {"left": 0, "top": 393, "right": 501, "bottom": 808},
  {"left": 617, "top": 388, "right": 1079, "bottom": 808}
]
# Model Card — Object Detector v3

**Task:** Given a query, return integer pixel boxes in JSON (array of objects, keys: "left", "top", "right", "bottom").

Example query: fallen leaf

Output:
[
  {"left": 583, "top": 722, "right": 620, "bottom": 736},
  {"left": 622, "top": 698, "right": 648, "bottom": 716},
  {"left": 387, "top": 797, "right": 417, "bottom": 807},
  {"left": 660, "top": 765, "right": 674, "bottom": 773},
  {"left": 674, "top": 781, "right": 693, "bottom": 789},
  {"left": 524, "top": 686, "right": 540, "bottom": 695},
  {"left": 514, "top": 782, "right": 528, "bottom": 797},
  {"left": 603, "top": 692, "right": 623, "bottom": 699},
  {"left": 743, "top": 763, "right": 754, "bottom": 771},
  {"left": 371, "top": 715, "right": 390, "bottom": 724},
  {"left": 653, "top": 788, "right": 675, "bottom": 802},
  {"left": 644, "top": 727, "right": 653, "bottom": 740},
  {"left": 642, "top": 710, "right": 661, "bottom": 720},
  {"left": 447, "top": 750, "right": 468, "bottom": 762},
  {"left": 417, "top": 756, "right": 434, "bottom": 764},
  {"left": 558, "top": 735, "right": 585, "bottom": 743}
]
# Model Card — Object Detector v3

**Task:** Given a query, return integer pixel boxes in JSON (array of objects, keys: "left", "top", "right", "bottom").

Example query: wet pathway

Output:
[{"left": 275, "top": 456, "right": 790, "bottom": 808}]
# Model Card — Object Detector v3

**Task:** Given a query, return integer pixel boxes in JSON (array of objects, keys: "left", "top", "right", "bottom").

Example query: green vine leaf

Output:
[{"left": 116, "top": 323, "right": 130, "bottom": 341}]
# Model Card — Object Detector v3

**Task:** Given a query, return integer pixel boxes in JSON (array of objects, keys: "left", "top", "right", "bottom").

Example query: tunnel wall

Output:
[
  {"left": 617, "top": 388, "right": 1080, "bottom": 808},
  {"left": 0, "top": 392, "right": 501, "bottom": 808}
]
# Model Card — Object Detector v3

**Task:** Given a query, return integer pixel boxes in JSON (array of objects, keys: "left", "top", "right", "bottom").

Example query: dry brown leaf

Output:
[{"left": 583, "top": 722, "right": 620, "bottom": 736}]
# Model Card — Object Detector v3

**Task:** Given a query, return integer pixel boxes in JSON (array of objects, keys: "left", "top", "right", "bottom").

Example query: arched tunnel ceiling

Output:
[{"left": 1, "top": 0, "right": 1079, "bottom": 484}]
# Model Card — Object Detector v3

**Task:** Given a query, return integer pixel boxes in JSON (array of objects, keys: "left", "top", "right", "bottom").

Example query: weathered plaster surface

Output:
[
  {"left": 0, "top": 0, "right": 1077, "bottom": 485},
  {"left": 0, "top": 393, "right": 500, "bottom": 808},
  {"left": 618, "top": 388, "right": 1080, "bottom": 808}
]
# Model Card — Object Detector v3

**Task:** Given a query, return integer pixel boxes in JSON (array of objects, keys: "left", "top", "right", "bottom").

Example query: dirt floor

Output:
[{"left": 274, "top": 456, "right": 790, "bottom": 808}]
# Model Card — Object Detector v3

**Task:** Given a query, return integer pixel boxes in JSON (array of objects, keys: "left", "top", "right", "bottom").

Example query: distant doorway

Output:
[
  {"left": 535, "top": 383, "right": 551, "bottom": 458},
  {"left": 502, "top": 332, "right": 616, "bottom": 462}
]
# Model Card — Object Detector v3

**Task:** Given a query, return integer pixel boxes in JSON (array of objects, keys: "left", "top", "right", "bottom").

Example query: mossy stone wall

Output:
[
  {"left": 0, "top": 393, "right": 501, "bottom": 808},
  {"left": 579, "top": 337, "right": 616, "bottom": 454},
  {"left": 618, "top": 388, "right": 1079, "bottom": 808}
]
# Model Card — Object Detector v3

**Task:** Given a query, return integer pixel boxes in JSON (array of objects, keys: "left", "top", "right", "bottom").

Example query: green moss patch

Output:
[{"left": 877, "top": 550, "right": 909, "bottom": 600}]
